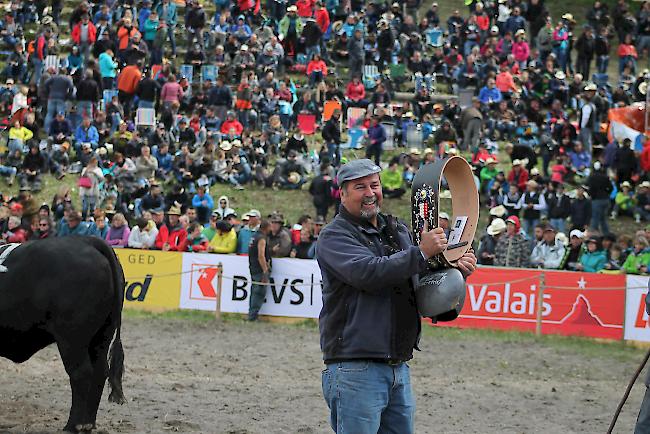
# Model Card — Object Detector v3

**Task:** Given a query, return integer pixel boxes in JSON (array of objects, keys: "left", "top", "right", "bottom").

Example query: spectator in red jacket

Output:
[
  {"left": 314, "top": 2, "right": 330, "bottom": 34},
  {"left": 220, "top": 111, "right": 244, "bottom": 136},
  {"left": 345, "top": 76, "right": 367, "bottom": 108},
  {"left": 296, "top": 0, "right": 315, "bottom": 17},
  {"left": 71, "top": 14, "right": 96, "bottom": 61},
  {"left": 4, "top": 216, "right": 27, "bottom": 243},
  {"left": 179, "top": 223, "right": 210, "bottom": 252},
  {"left": 154, "top": 205, "right": 188, "bottom": 251},
  {"left": 306, "top": 54, "right": 328, "bottom": 85},
  {"left": 507, "top": 159, "right": 529, "bottom": 192}
]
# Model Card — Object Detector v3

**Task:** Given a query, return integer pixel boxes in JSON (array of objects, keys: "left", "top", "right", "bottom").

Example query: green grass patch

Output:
[{"left": 424, "top": 324, "right": 646, "bottom": 362}]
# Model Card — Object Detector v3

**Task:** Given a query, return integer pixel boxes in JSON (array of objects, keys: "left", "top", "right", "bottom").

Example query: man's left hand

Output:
[{"left": 456, "top": 250, "right": 477, "bottom": 278}]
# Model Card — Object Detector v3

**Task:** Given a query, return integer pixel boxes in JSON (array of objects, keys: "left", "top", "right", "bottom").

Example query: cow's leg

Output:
[
  {"left": 86, "top": 321, "right": 115, "bottom": 429},
  {"left": 57, "top": 341, "right": 94, "bottom": 433}
]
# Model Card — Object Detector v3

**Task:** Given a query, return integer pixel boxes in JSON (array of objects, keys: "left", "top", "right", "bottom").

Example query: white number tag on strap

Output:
[{"left": 0, "top": 243, "right": 21, "bottom": 272}]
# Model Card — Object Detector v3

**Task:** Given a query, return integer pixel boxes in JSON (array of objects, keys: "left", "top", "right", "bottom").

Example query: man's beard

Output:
[
  {"left": 360, "top": 206, "right": 380, "bottom": 220},
  {"left": 359, "top": 196, "right": 380, "bottom": 220}
]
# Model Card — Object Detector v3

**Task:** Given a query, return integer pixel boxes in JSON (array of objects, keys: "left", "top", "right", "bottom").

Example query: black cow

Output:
[{"left": 0, "top": 236, "right": 126, "bottom": 433}]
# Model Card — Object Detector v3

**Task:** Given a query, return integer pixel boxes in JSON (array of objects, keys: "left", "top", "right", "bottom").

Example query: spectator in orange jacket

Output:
[
  {"left": 117, "top": 63, "right": 142, "bottom": 114},
  {"left": 117, "top": 18, "right": 141, "bottom": 62},
  {"left": 154, "top": 206, "right": 188, "bottom": 251}
]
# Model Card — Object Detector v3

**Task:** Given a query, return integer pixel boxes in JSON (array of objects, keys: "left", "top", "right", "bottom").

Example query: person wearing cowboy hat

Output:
[
  {"left": 611, "top": 181, "right": 635, "bottom": 219},
  {"left": 479, "top": 157, "right": 499, "bottom": 192},
  {"left": 578, "top": 82, "right": 598, "bottom": 152},
  {"left": 530, "top": 225, "right": 566, "bottom": 269},
  {"left": 478, "top": 218, "right": 506, "bottom": 265},
  {"left": 495, "top": 215, "right": 530, "bottom": 267},
  {"left": 154, "top": 204, "right": 187, "bottom": 251},
  {"left": 516, "top": 179, "right": 547, "bottom": 237},
  {"left": 634, "top": 181, "right": 650, "bottom": 223},
  {"left": 279, "top": 5, "right": 302, "bottom": 54}
]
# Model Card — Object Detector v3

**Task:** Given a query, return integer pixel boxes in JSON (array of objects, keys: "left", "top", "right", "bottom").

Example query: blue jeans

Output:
[
  {"left": 596, "top": 55, "right": 609, "bottom": 74},
  {"left": 45, "top": 98, "right": 67, "bottom": 133},
  {"left": 248, "top": 272, "right": 266, "bottom": 320},
  {"left": 591, "top": 198, "right": 610, "bottom": 235},
  {"left": 322, "top": 361, "right": 415, "bottom": 434},
  {"left": 522, "top": 218, "right": 539, "bottom": 237},
  {"left": 327, "top": 142, "right": 340, "bottom": 166},
  {"left": 550, "top": 218, "right": 566, "bottom": 234}
]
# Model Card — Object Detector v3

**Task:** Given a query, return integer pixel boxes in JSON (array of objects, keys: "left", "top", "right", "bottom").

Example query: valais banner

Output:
[
  {"left": 624, "top": 275, "right": 650, "bottom": 342},
  {"left": 438, "top": 268, "right": 626, "bottom": 340}
]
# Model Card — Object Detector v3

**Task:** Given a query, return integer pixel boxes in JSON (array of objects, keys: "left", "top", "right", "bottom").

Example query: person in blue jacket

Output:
[
  {"left": 74, "top": 117, "right": 99, "bottom": 153},
  {"left": 576, "top": 237, "right": 607, "bottom": 272},
  {"left": 316, "top": 159, "right": 477, "bottom": 433},
  {"left": 191, "top": 184, "right": 214, "bottom": 224},
  {"left": 364, "top": 116, "right": 386, "bottom": 166}
]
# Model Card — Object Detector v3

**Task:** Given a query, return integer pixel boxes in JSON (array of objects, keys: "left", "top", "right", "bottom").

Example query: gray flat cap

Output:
[{"left": 337, "top": 159, "right": 382, "bottom": 185}]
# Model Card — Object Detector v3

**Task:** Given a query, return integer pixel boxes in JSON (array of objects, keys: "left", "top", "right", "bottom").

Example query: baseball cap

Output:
[
  {"left": 570, "top": 229, "right": 585, "bottom": 239},
  {"left": 336, "top": 159, "right": 382, "bottom": 185},
  {"left": 439, "top": 212, "right": 450, "bottom": 220},
  {"left": 247, "top": 209, "right": 261, "bottom": 218}
]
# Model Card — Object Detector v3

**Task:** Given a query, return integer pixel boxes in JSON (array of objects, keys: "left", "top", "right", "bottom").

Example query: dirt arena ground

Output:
[{"left": 0, "top": 314, "right": 648, "bottom": 434}]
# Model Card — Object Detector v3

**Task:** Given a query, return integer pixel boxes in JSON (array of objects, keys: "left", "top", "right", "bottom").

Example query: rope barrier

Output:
[{"left": 124, "top": 266, "right": 650, "bottom": 290}]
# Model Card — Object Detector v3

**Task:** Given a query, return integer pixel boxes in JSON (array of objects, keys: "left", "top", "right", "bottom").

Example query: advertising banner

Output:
[
  {"left": 541, "top": 271, "right": 625, "bottom": 339},
  {"left": 437, "top": 268, "right": 543, "bottom": 333},
  {"left": 180, "top": 254, "right": 323, "bottom": 318},
  {"left": 115, "top": 249, "right": 183, "bottom": 311},
  {"left": 624, "top": 275, "right": 650, "bottom": 342},
  {"left": 438, "top": 268, "right": 626, "bottom": 340}
]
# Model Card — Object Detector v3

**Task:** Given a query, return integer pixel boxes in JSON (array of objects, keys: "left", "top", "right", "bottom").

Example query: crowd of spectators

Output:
[{"left": 1, "top": 0, "right": 650, "bottom": 273}]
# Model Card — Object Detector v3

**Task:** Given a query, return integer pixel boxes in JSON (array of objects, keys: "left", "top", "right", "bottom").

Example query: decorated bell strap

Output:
[{"left": 411, "top": 155, "right": 480, "bottom": 269}]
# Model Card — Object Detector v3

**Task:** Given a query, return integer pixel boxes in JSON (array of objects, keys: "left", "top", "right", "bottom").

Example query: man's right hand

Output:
[{"left": 419, "top": 222, "right": 448, "bottom": 259}]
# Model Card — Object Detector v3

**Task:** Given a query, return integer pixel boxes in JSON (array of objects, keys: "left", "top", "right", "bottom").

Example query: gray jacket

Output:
[
  {"left": 45, "top": 75, "right": 74, "bottom": 101},
  {"left": 316, "top": 207, "right": 428, "bottom": 362}
]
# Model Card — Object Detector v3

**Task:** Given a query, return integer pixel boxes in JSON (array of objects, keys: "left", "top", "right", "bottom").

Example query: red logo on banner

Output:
[
  {"left": 435, "top": 268, "right": 625, "bottom": 340},
  {"left": 189, "top": 263, "right": 219, "bottom": 300},
  {"left": 636, "top": 295, "right": 649, "bottom": 328}
]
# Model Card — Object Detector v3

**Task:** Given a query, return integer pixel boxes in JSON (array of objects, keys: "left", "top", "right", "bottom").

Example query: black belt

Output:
[{"left": 325, "top": 358, "right": 407, "bottom": 366}]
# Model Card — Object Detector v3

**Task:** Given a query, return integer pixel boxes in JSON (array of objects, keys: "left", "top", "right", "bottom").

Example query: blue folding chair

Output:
[
  {"left": 180, "top": 65, "right": 194, "bottom": 84},
  {"left": 201, "top": 65, "right": 218, "bottom": 83},
  {"left": 343, "top": 128, "right": 365, "bottom": 149}
]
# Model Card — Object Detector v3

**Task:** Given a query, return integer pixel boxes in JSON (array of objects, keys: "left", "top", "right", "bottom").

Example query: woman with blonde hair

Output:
[{"left": 105, "top": 213, "right": 131, "bottom": 247}]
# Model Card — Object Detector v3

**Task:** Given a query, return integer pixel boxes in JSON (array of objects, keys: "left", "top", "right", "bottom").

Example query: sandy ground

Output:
[{"left": 0, "top": 316, "right": 647, "bottom": 434}]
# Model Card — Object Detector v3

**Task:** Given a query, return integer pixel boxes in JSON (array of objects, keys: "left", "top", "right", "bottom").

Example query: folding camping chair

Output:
[
  {"left": 151, "top": 64, "right": 163, "bottom": 80},
  {"left": 347, "top": 107, "right": 366, "bottom": 129},
  {"left": 406, "top": 124, "right": 423, "bottom": 148},
  {"left": 135, "top": 108, "right": 156, "bottom": 127},
  {"left": 101, "top": 89, "right": 119, "bottom": 112},
  {"left": 201, "top": 65, "right": 218, "bottom": 83},
  {"left": 425, "top": 28, "right": 443, "bottom": 47},
  {"left": 323, "top": 100, "right": 342, "bottom": 121},
  {"left": 180, "top": 65, "right": 194, "bottom": 84},
  {"left": 389, "top": 63, "right": 408, "bottom": 91},
  {"left": 45, "top": 55, "right": 59, "bottom": 73},
  {"left": 458, "top": 87, "right": 475, "bottom": 109},
  {"left": 297, "top": 113, "right": 317, "bottom": 135},
  {"left": 341, "top": 128, "right": 365, "bottom": 150},
  {"left": 382, "top": 122, "right": 395, "bottom": 150},
  {"left": 363, "top": 64, "right": 380, "bottom": 90}
]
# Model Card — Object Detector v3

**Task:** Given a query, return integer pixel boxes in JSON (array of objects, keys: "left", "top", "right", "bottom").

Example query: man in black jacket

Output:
[
  {"left": 76, "top": 69, "right": 101, "bottom": 119},
  {"left": 135, "top": 69, "right": 161, "bottom": 109},
  {"left": 317, "top": 159, "right": 476, "bottom": 433},
  {"left": 207, "top": 76, "right": 232, "bottom": 121},
  {"left": 546, "top": 182, "right": 571, "bottom": 234},
  {"left": 570, "top": 185, "right": 592, "bottom": 231},
  {"left": 186, "top": 0, "right": 206, "bottom": 48},
  {"left": 586, "top": 161, "right": 613, "bottom": 234},
  {"left": 322, "top": 109, "right": 341, "bottom": 166}
]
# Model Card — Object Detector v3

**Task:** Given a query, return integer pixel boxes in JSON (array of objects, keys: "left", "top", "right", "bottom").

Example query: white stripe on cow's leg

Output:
[{"left": 57, "top": 341, "right": 95, "bottom": 433}]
